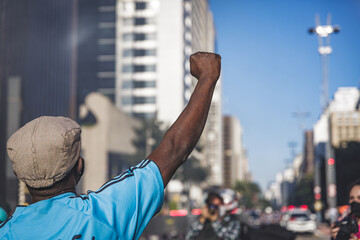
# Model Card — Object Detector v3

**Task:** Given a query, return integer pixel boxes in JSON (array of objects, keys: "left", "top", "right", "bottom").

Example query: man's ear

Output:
[{"left": 76, "top": 156, "right": 84, "bottom": 179}]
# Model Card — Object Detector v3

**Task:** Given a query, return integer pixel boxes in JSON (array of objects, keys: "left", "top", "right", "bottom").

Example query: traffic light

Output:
[{"left": 328, "top": 158, "right": 335, "bottom": 166}]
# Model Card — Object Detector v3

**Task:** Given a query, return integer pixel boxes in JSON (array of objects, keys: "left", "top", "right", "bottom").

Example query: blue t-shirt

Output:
[{"left": 0, "top": 159, "right": 164, "bottom": 240}]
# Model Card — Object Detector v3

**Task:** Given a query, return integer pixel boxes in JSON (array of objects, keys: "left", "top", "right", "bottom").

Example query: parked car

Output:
[{"left": 280, "top": 207, "right": 317, "bottom": 234}]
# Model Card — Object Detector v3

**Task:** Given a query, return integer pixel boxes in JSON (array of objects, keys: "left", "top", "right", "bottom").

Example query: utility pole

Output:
[{"left": 309, "top": 13, "right": 340, "bottom": 224}]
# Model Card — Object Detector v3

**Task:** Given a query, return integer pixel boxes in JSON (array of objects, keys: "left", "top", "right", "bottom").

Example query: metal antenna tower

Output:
[{"left": 309, "top": 13, "right": 340, "bottom": 224}]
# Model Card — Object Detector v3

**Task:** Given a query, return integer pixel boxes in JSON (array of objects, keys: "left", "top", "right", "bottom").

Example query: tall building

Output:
[
  {"left": 190, "top": 0, "right": 223, "bottom": 185},
  {"left": 0, "top": 0, "right": 78, "bottom": 209},
  {"left": 314, "top": 87, "right": 360, "bottom": 208},
  {"left": 76, "top": 0, "right": 222, "bottom": 185},
  {"left": 77, "top": 0, "right": 117, "bottom": 104},
  {"left": 115, "top": 0, "right": 222, "bottom": 185},
  {"left": 223, "top": 116, "right": 248, "bottom": 187},
  {"left": 303, "top": 130, "right": 315, "bottom": 175}
]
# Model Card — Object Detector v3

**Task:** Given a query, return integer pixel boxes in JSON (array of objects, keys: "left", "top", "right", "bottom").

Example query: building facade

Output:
[
  {"left": 223, "top": 116, "right": 248, "bottom": 187},
  {"left": 113, "top": 0, "right": 222, "bottom": 185},
  {"left": 313, "top": 87, "right": 360, "bottom": 209},
  {"left": 0, "top": 0, "right": 78, "bottom": 210}
]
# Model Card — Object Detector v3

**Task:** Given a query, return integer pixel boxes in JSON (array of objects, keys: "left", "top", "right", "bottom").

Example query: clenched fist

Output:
[{"left": 190, "top": 52, "right": 221, "bottom": 82}]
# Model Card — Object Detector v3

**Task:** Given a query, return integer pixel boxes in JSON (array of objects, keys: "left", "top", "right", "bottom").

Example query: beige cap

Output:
[{"left": 7, "top": 116, "right": 81, "bottom": 188}]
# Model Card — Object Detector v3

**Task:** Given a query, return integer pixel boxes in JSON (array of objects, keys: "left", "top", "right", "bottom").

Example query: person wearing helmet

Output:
[
  {"left": 219, "top": 188, "right": 241, "bottom": 239},
  {"left": 186, "top": 190, "right": 241, "bottom": 240}
]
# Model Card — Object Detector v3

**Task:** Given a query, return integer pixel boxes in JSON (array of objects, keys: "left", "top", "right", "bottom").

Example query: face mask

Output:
[{"left": 350, "top": 202, "right": 360, "bottom": 217}]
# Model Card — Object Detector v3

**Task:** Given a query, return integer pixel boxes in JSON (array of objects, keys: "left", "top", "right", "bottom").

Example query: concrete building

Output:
[
  {"left": 114, "top": 0, "right": 222, "bottom": 185},
  {"left": 79, "top": 92, "right": 141, "bottom": 192},
  {"left": 223, "top": 116, "right": 248, "bottom": 188},
  {"left": 313, "top": 87, "right": 360, "bottom": 208},
  {"left": 303, "top": 131, "right": 315, "bottom": 175}
]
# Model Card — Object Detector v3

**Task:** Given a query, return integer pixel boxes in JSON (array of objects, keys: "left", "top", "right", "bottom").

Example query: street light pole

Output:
[{"left": 309, "top": 13, "right": 340, "bottom": 224}]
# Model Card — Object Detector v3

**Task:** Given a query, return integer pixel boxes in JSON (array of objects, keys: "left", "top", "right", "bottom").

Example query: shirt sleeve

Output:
[{"left": 86, "top": 159, "right": 164, "bottom": 239}]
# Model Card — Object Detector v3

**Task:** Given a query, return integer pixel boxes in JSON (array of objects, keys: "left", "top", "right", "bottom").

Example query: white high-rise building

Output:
[{"left": 115, "top": 0, "right": 223, "bottom": 185}]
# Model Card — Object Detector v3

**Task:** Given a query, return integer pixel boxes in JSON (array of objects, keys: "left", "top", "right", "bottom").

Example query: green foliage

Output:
[
  {"left": 130, "top": 118, "right": 166, "bottom": 164},
  {"left": 129, "top": 119, "right": 209, "bottom": 184},
  {"left": 233, "top": 181, "right": 261, "bottom": 208},
  {"left": 289, "top": 173, "right": 314, "bottom": 207},
  {"left": 174, "top": 156, "right": 209, "bottom": 183}
]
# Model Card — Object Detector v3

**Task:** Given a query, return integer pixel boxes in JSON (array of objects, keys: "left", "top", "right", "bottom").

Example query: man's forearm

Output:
[
  {"left": 149, "top": 78, "right": 217, "bottom": 185},
  {"left": 148, "top": 52, "right": 221, "bottom": 186}
]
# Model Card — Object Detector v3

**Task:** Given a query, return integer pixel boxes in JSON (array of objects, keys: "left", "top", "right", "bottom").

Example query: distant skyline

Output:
[{"left": 209, "top": 0, "right": 360, "bottom": 189}]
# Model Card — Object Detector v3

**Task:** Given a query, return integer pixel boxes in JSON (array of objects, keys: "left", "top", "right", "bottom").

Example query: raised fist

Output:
[{"left": 190, "top": 52, "right": 221, "bottom": 82}]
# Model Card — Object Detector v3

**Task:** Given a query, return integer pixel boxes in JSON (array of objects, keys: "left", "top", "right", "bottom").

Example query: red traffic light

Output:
[
  {"left": 328, "top": 158, "right": 335, "bottom": 165},
  {"left": 315, "top": 193, "right": 321, "bottom": 200}
]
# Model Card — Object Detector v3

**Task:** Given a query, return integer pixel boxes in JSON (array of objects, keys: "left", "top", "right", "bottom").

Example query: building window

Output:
[
  {"left": 100, "top": 0, "right": 115, "bottom": 6},
  {"left": 123, "top": 49, "right": 133, "bottom": 57},
  {"left": 134, "top": 49, "right": 156, "bottom": 57},
  {"left": 134, "top": 17, "right": 155, "bottom": 25},
  {"left": 133, "top": 112, "right": 156, "bottom": 119},
  {"left": 122, "top": 81, "right": 132, "bottom": 89},
  {"left": 99, "top": 61, "right": 115, "bottom": 71},
  {"left": 100, "top": 28, "right": 116, "bottom": 38},
  {"left": 134, "top": 64, "right": 156, "bottom": 72},
  {"left": 122, "top": 64, "right": 156, "bottom": 73},
  {"left": 122, "top": 65, "right": 133, "bottom": 73},
  {"left": 99, "top": 78, "right": 115, "bottom": 88},
  {"left": 133, "top": 96, "right": 156, "bottom": 104},
  {"left": 123, "top": 33, "right": 156, "bottom": 41},
  {"left": 134, "top": 33, "right": 156, "bottom": 41},
  {"left": 134, "top": 18, "right": 146, "bottom": 25},
  {"left": 99, "top": 44, "right": 115, "bottom": 55},
  {"left": 122, "top": 96, "right": 132, "bottom": 105},
  {"left": 135, "top": 2, "right": 147, "bottom": 10},
  {"left": 122, "top": 80, "right": 156, "bottom": 89},
  {"left": 134, "top": 81, "right": 156, "bottom": 88},
  {"left": 100, "top": 12, "right": 116, "bottom": 22},
  {"left": 123, "top": 49, "right": 156, "bottom": 57},
  {"left": 122, "top": 96, "right": 156, "bottom": 105}
]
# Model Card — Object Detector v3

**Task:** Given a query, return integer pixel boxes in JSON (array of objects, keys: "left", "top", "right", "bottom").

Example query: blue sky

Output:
[{"left": 209, "top": 0, "right": 360, "bottom": 190}]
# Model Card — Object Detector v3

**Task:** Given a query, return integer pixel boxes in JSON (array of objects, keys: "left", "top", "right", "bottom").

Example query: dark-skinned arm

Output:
[{"left": 147, "top": 52, "right": 221, "bottom": 187}]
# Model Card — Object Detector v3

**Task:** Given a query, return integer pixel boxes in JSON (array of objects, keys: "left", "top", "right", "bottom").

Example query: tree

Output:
[
  {"left": 289, "top": 173, "right": 314, "bottom": 208},
  {"left": 130, "top": 119, "right": 209, "bottom": 184},
  {"left": 174, "top": 156, "right": 209, "bottom": 183},
  {"left": 130, "top": 118, "right": 166, "bottom": 165},
  {"left": 234, "top": 181, "right": 262, "bottom": 209}
]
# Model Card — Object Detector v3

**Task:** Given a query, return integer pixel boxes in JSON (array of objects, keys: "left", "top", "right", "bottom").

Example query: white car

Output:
[{"left": 280, "top": 209, "right": 317, "bottom": 234}]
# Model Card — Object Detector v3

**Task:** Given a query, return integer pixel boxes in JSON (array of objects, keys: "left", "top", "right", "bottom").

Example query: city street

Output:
[{"left": 296, "top": 233, "right": 328, "bottom": 240}]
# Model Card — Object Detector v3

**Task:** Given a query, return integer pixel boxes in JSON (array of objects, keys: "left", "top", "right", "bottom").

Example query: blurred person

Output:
[
  {"left": 186, "top": 191, "right": 240, "bottom": 240},
  {"left": 260, "top": 206, "right": 275, "bottom": 225},
  {"left": 331, "top": 179, "right": 360, "bottom": 240},
  {"left": 0, "top": 52, "right": 221, "bottom": 239},
  {"left": 219, "top": 188, "right": 241, "bottom": 238}
]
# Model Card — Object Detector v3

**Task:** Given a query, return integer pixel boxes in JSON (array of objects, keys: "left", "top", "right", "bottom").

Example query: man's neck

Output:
[{"left": 30, "top": 187, "right": 76, "bottom": 204}]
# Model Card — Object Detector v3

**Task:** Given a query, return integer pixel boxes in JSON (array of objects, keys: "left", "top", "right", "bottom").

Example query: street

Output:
[
  {"left": 140, "top": 213, "right": 332, "bottom": 240},
  {"left": 296, "top": 232, "right": 329, "bottom": 240}
]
